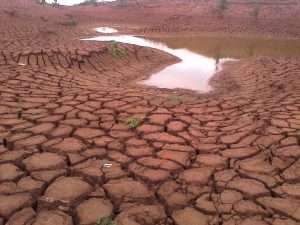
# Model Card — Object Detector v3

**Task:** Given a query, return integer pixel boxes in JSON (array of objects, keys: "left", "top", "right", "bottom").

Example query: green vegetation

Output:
[
  {"left": 126, "top": 117, "right": 141, "bottom": 129},
  {"left": 52, "top": 0, "right": 59, "bottom": 7},
  {"left": 36, "top": 0, "right": 46, "bottom": 5},
  {"left": 79, "top": 0, "right": 98, "bottom": 6},
  {"left": 167, "top": 95, "right": 185, "bottom": 102},
  {"left": 96, "top": 217, "right": 117, "bottom": 225},
  {"left": 216, "top": 0, "right": 228, "bottom": 17},
  {"left": 252, "top": 2, "right": 261, "bottom": 21},
  {"left": 109, "top": 41, "right": 127, "bottom": 58},
  {"left": 59, "top": 20, "right": 78, "bottom": 26}
]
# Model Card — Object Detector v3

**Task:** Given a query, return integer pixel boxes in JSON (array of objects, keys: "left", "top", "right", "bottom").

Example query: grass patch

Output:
[
  {"left": 79, "top": 0, "right": 98, "bottom": 6},
  {"left": 126, "top": 117, "right": 141, "bottom": 129},
  {"left": 59, "top": 20, "right": 78, "bottom": 26},
  {"left": 216, "top": 0, "right": 228, "bottom": 18},
  {"left": 3, "top": 9, "right": 17, "bottom": 17},
  {"left": 109, "top": 41, "right": 127, "bottom": 58},
  {"left": 251, "top": 2, "right": 261, "bottom": 21},
  {"left": 96, "top": 217, "right": 117, "bottom": 225}
]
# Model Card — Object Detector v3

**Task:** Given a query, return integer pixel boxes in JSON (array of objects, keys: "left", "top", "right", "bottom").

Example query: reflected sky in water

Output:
[
  {"left": 84, "top": 28, "right": 235, "bottom": 92},
  {"left": 95, "top": 27, "right": 118, "bottom": 34},
  {"left": 45, "top": 0, "right": 115, "bottom": 6}
]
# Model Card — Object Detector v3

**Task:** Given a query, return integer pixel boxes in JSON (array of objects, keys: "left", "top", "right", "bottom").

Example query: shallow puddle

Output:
[
  {"left": 85, "top": 28, "right": 234, "bottom": 92},
  {"left": 95, "top": 27, "right": 118, "bottom": 34},
  {"left": 45, "top": 0, "right": 115, "bottom": 6},
  {"left": 85, "top": 27, "right": 300, "bottom": 92},
  {"left": 150, "top": 35, "right": 300, "bottom": 58}
]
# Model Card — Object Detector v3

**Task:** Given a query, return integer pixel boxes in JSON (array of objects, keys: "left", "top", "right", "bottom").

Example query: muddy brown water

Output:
[
  {"left": 149, "top": 35, "right": 300, "bottom": 58},
  {"left": 85, "top": 28, "right": 300, "bottom": 92}
]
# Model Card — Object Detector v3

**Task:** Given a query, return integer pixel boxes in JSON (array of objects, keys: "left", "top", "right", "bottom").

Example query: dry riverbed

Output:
[{"left": 1, "top": 1, "right": 300, "bottom": 225}]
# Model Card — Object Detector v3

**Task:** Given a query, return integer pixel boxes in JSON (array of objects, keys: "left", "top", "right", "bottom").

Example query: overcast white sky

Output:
[{"left": 45, "top": 0, "right": 115, "bottom": 6}]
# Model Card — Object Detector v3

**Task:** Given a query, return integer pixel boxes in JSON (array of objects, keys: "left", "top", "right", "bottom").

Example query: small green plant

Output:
[
  {"left": 36, "top": 0, "right": 46, "bottom": 5},
  {"left": 79, "top": 0, "right": 98, "bottom": 6},
  {"left": 96, "top": 217, "right": 117, "bottom": 225},
  {"left": 126, "top": 117, "right": 141, "bottom": 129},
  {"left": 109, "top": 41, "right": 127, "bottom": 58},
  {"left": 52, "top": 0, "right": 59, "bottom": 7},
  {"left": 252, "top": 2, "right": 261, "bottom": 22},
  {"left": 167, "top": 95, "right": 188, "bottom": 102},
  {"left": 59, "top": 20, "right": 78, "bottom": 26}
]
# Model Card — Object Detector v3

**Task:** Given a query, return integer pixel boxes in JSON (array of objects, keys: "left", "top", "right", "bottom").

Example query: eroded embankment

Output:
[{"left": 1, "top": 38, "right": 300, "bottom": 225}]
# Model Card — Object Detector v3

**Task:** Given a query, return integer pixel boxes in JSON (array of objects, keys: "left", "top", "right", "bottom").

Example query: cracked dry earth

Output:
[{"left": 1, "top": 6, "right": 300, "bottom": 225}]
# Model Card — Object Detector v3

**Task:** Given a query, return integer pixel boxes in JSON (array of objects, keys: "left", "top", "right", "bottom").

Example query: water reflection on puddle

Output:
[
  {"left": 45, "top": 0, "right": 115, "bottom": 6},
  {"left": 95, "top": 27, "right": 118, "bottom": 34},
  {"left": 84, "top": 28, "right": 235, "bottom": 92}
]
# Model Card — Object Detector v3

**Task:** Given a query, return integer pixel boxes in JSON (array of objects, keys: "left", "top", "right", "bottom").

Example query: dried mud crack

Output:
[{"left": 1, "top": 1, "right": 300, "bottom": 225}]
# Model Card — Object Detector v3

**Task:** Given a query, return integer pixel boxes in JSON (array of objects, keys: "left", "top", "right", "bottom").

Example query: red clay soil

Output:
[{"left": 1, "top": 0, "right": 300, "bottom": 225}]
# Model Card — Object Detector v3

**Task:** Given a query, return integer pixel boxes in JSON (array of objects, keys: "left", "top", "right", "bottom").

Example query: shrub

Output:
[
  {"left": 216, "top": 0, "right": 228, "bottom": 18},
  {"left": 36, "top": 0, "right": 46, "bottom": 5},
  {"left": 126, "top": 117, "right": 141, "bottom": 129},
  {"left": 252, "top": 2, "right": 261, "bottom": 21},
  {"left": 96, "top": 217, "right": 117, "bottom": 225},
  {"left": 109, "top": 42, "right": 127, "bottom": 58},
  {"left": 79, "top": 0, "right": 98, "bottom": 6}
]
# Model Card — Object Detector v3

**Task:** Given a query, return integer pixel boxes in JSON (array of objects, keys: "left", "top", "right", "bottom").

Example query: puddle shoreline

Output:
[{"left": 84, "top": 27, "right": 235, "bottom": 93}]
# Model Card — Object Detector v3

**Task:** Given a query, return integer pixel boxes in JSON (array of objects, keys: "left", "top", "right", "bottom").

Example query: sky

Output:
[{"left": 45, "top": 0, "right": 115, "bottom": 6}]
